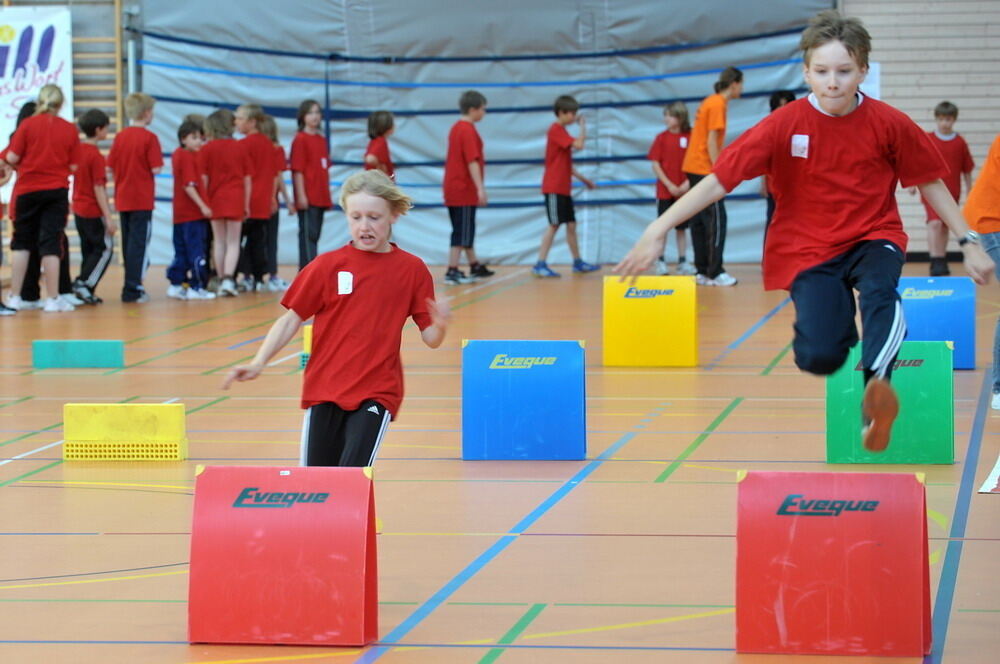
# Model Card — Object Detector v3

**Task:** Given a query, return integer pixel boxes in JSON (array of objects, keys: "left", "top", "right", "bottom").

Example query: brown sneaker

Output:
[{"left": 861, "top": 378, "right": 899, "bottom": 452}]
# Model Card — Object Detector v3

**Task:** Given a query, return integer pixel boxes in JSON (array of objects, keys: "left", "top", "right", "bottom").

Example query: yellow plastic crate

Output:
[
  {"left": 63, "top": 403, "right": 188, "bottom": 461},
  {"left": 602, "top": 275, "right": 698, "bottom": 367}
]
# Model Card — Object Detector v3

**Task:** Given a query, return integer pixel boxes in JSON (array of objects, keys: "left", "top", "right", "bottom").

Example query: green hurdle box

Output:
[
  {"left": 826, "top": 341, "right": 953, "bottom": 464},
  {"left": 32, "top": 340, "right": 125, "bottom": 369}
]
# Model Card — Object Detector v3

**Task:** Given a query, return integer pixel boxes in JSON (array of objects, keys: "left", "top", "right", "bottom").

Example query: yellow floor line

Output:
[
  {"left": 522, "top": 607, "right": 735, "bottom": 639},
  {"left": 25, "top": 480, "right": 192, "bottom": 490},
  {"left": 682, "top": 463, "right": 741, "bottom": 474},
  {"left": 0, "top": 569, "right": 188, "bottom": 590},
  {"left": 194, "top": 650, "right": 363, "bottom": 664}
]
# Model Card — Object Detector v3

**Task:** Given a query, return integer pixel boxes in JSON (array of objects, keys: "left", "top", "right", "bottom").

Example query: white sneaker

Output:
[
  {"left": 43, "top": 296, "right": 75, "bottom": 313},
  {"left": 6, "top": 295, "right": 24, "bottom": 310},
  {"left": 713, "top": 272, "right": 738, "bottom": 287},
  {"left": 992, "top": 393, "right": 1000, "bottom": 411},
  {"left": 219, "top": 278, "right": 238, "bottom": 297},
  {"left": 695, "top": 273, "right": 716, "bottom": 286},
  {"left": 166, "top": 284, "right": 188, "bottom": 300},
  {"left": 186, "top": 288, "right": 217, "bottom": 300},
  {"left": 61, "top": 293, "right": 85, "bottom": 306},
  {"left": 655, "top": 259, "right": 670, "bottom": 276},
  {"left": 676, "top": 262, "right": 697, "bottom": 275}
]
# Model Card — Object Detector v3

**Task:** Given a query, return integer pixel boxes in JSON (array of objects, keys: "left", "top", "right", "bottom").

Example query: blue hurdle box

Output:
[
  {"left": 462, "top": 339, "right": 586, "bottom": 460},
  {"left": 897, "top": 276, "right": 975, "bottom": 369},
  {"left": 32, "top": 340, "right": 125, "bottom": 369}
]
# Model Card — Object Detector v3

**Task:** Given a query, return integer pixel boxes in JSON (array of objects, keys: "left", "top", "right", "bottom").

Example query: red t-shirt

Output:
[
  {"left": 365, "top": 135, "right": 394, "bottom": 181},
  {"left": 542, "top": 122, "right": 575, "bottom": 196},
  {"left": 171, "top": 147, "right": 205, "bottom": 224},
  {"left": 72, "top": 142, "right": 106, "bottom": 218},
  {"left": 443, "top": 120, "right": 484, "bottom": 206},
  {"left": 712, "top": 95, "right": 948, "bottom": 291},
  {"left": 198, "top": 137, "right": 250, "bottom": 220},
  {"left": 272, "top": 144, "right": 287, "bottom": 206},
  {"left": 8, "top": 113, "right": 80, "bottom": 194},
  {"left": 647, "top": 130, "right": 690, "bottom": 200},
  {"left": 107, "top": 126, "right": 163, "bottom": 211},
  {"left": 289, "top": 131, "right": 332, "bottom": 208},
  {"left": 242, "top": 132, "right": 277, "bottom": 219},
  {"left": 919, "top": 131, "right": 974, "bottom": 220},
  {"left": 281, "top": 242, "right": 435, "bottom": 416}
]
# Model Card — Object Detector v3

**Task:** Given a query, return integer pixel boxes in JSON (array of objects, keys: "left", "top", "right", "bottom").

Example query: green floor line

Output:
[
  {"left": 186, "top": 396, "right": 229, "bottom": 415},
  {"left": 126, "top": 299, "right": 280, "bottom": 344},
  {"left": 761, "top": 342, "right": 792, "bottom": 376},
  {"left": 478, "top": 603, "right": 547, "bottom": 664},
  {"left": 0, "top": 396, "right": 32, "bottom": 410},
  {"left": 0, "top": 460, "right": 63, "bottom": 489},
  {"left": 106, "top": 320, "right": 273, "bottom": 374},
  {"left": 654, "top": 398, "right": 744, "bottom": 483}
]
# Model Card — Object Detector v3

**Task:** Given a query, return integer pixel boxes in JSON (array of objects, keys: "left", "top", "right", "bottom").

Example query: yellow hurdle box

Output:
[
  {"left": 602, "top": 275, "right": 697, "bottom": 367},
  {"left": 301, "top": 324, "right": 313, "bottom": 369},
  {"left": 63, "top": 403, "right": 188, "bottom": 461}
]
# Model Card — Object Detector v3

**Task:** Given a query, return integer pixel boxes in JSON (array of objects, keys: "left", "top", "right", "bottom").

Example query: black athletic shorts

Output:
[
  {"left": 544, "top": 193, "right": 575, "bottom": 226},
  {"left": 11, "top": 188, "right": 69, "bottom": 256},
  {"left": 300, "top": 400, "right": 391, "bottom": 467},
  {"left": 657, "top": 198, "right": 690, "bottom": 231},
  {"left": 448, "top": 205, "right": 476, "bottom": 247}
]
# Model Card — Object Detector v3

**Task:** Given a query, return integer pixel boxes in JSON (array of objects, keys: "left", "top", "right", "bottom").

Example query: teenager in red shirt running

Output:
[
  {"left": 615, "top": 10, "right": 993, "bottom": 453},
  {"left": 223, "top": 170, "right": 451, "bottom": 466}
]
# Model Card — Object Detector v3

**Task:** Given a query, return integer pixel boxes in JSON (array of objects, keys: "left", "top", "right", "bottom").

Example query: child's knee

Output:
[{"left": 794, "top": 344, "right": 849, "bottom": 376}]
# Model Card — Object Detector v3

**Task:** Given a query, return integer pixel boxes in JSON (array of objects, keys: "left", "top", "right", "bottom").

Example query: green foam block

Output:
[
  {"left": 826, "top": 340, "right": 954, "bottom": 464},
  {"left": 32, "top": 340, "right": 125, "bottom": 369}
]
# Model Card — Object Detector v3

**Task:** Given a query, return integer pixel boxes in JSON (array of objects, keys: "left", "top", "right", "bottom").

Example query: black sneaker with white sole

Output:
[
  {"left": 444, "top": 268, "right": 474, "bottom": 285},
  {"left": 469, "top": 263, "right": 495, "bottom": 278}
]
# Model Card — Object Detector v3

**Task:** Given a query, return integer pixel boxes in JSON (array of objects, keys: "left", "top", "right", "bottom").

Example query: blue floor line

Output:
[
  {"left": 354, "top": 430, "right": 641, "bottom": 663},
  {"left": 926, "top": 371, "right": 989, "bottom": 663},
  {"left": 705, "top": 297, "right": 790, "bottom": 369}
]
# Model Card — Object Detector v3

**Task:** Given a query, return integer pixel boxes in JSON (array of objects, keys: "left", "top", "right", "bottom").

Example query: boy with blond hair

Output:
[
  {"left": 108, "top": 92, "right": 163, "bottom": 303},
  {"left": 616, "top": 10, "right": 993, "bottom": 453}
]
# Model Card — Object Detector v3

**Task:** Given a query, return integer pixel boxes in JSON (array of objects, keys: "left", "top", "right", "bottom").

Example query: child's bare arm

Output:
[
  {"left": 615, "top": 174, "right": 727, "bottom": 279},
  {"left": 918, "top": 179, "right": 994, "bottom": 284},
  {"left": 243, "top": 174, "right": 252, "bottom": 219},
  {"left": 572, "top": 166, "right": 596, "bottom": 190},
  {"left": 420, "top": 298, "right": 451, "bottom": 349},
  {"left": 94, "top": 185, "right": 116, "bottom": 235},
  {"left": 651, "top": 162, "right": 679, "bottom": 197},
  {"left": 707, "top": 130, "right": 722, "bottom": 164},
  {"left": 468, "top": 161, "right": 486, "bottom": 206},
  {"left": 184, "top": 184, "right": 212, "bottom": 218},
  {"left": 572, "top": 115, "right": 587, "bottom": 150},
  {"left": 222, "top": 308, "right": 303, "bottom": 388},
  {"left": 293, "top": 172, "right": 308, "bottom": 210}
]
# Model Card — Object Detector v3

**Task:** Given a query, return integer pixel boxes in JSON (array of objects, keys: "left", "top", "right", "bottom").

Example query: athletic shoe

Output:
[
  {"left": 0, "top": 303, "right": 15, "bottom": 316},
  {"left": 123, "top": 292, "right": 150, "bottom": 303},
  {"left": 72, "top": 281, "right": 94, "bottom": 301},
  {"left": 713, "top": 272, "right": 738, "bottom": 287},
  {"left": 6, "top": 295, "right": 25, "bottom": 310},
  {"left": 655, "top": 259, "right": 670, "bottom": 276},
  {"left": 43, "top": 296, "right": 75, "bottom": 313},
  {"left": 219, "top": 278, "right": 239, "bottom": 297},
  {"left": 444, "top": 268, "right": 474, "bottom": 285},
  {"left": 992, "top": 393, "right": 1000, "bottom": 411},
  {"left": 533, "top": 261, "right": 561, "bottom": 278},
  {"left": 572, "top": 258, "right": 600, "bottom": 273},
  {"left": 676, "top": 261, "right": 697, "bottom": 275},
  {"left": 861, "top": 378, "right": 899, "bottom": 452},
  {"left": 929, "top": 258, "right": 950, "bottom": 277},
  {"left": 186, "top": 288, "right": 217, "bottom": 300},
  {"left": 237, "top": 277, "right": 254, "bottom": 293},
  {"left": 166, "top": 284, "right": 188, "bottom": 300},
  {"left": 695, "top": 273, "right": 716, "bottom": 286},
  {"left": 469, "top": 263, "right": 495, "bottom": 278},
  {"left": 266, "top": 276, "right": 290, "bottom": 292},
  {"left": 60, "top": 293, "right": 85, "bottom": 306}
]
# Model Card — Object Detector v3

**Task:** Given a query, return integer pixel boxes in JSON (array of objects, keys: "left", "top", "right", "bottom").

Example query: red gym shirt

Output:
[
  {"left": 443, "top": 120, "right": 484, "bottom": 206},
  {"left": 542, "top": 122, "right": 575, "bottom": 196},
  {"left": 920, "top": 131, "right": 974, "bottom": 220},
  {"left": 199, "top": 137, "right": 251, "bottom": 220},
  {"left": 647, "top": 130, "right": 690, "bottom": 200},
  {"left": 712, "top": 95, "right": 948, "bottom": 291},
  {"left": 242, "top": 132, "right": 278, "bottom": 219},
  {"left": 8, "top": 113, "right": 80, "bottom": 194},
  {"left": 107, "top": 126, "right": 163, "bottom": 211},
  {"left": 282, "top": 242, "right": 435, "bottom": 416},
  {"left": 289, "top": 131, "right": 332, "bottom": 208},
  {"left": 171, "top": 147, "right": 205, "bottom": 224},
  {"left": 364, "top": 135, "right": 394, "bottom": 180},
  {"left": 72, "top": 142, "right": 106, "bottom": 218}
]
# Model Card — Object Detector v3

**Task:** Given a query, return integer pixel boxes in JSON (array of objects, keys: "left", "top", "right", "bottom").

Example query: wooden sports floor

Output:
[{"left": 1, "top": 262, "right": 997, "bottom": 664}]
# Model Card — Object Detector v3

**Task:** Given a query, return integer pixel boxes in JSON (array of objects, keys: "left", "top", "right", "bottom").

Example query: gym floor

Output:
[{"left": 1, "top": 263, "right": 997, "bottom": 663}]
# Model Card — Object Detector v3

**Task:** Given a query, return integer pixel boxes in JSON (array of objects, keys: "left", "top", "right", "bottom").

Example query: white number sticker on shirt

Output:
[
  {"left": 338, "top": 271, "right": 354, "bottom": 295},
  {"left": 680, "top": 136, "right": 688, "bottom": 148},
  {"left": 791, "top": 134, "right": 809, "bottom": 159}
]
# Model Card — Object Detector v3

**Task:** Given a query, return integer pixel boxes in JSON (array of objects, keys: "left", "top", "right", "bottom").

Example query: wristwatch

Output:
[{"left": 958, "top": 230, "right": 980, "bottom": 247}]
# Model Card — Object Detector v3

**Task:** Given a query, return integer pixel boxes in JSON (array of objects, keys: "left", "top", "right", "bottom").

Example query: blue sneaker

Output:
[
  {"left": 532, "top": 261, "right": 561, "bottom": 278},
  {"left": 572, "top": 258, "right": 601, "bottom": 273}
]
